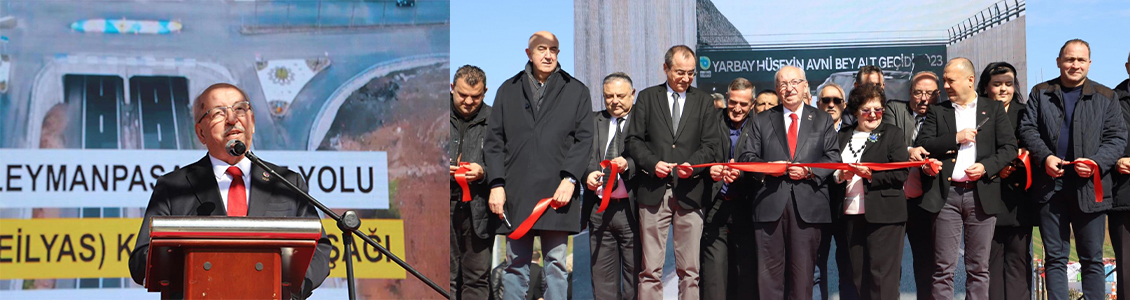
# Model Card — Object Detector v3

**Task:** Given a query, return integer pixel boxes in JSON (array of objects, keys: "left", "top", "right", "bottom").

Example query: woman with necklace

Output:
[
  {"left": 977, "top": 61, "right": 1034, "bottom": 300},
  {"left": 828, "top": 83, "right": 910, "bottom": 300}
]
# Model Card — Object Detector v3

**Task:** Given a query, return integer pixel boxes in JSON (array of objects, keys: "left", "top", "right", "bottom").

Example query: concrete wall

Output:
[
  {"left": 574, "top": 0, "right": 697, "bottom": 111},
  {"left": 947, "top": 15, "right": 1027, "bottom": 102}
]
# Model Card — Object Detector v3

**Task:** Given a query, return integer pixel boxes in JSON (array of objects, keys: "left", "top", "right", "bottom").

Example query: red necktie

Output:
[
  {"left": 226, "top": 166, "right": 247, "bottom": 217},
  {"left": 788, "top": 113, "right": 799, "bottom": 159}
]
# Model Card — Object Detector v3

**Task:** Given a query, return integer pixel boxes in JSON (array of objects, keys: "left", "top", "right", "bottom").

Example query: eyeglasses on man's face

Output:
[
  {"left": 777, "top": 79, "right": 806, "bottom": 89},
  {"left": 198, "top": 101, "right": 252, "bottom": 124}
]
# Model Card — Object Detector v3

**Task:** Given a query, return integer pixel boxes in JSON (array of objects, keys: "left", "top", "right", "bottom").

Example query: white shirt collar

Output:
[
  {"left": 209, "top": 154, "right": 252, "bottom": 182},
  {"left": 951, "top": 99, "right": 977, "bottom": 110},
  {"left": 665, "top": 83, "right": 687, "bottom": 99},
  {"left": 784, "top": 104, "right": 803, "bottom": 117}
]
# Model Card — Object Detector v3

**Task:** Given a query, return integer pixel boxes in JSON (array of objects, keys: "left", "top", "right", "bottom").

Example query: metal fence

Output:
[{"left": 947, "top": 0, "right": 1025, "bottom": 44}]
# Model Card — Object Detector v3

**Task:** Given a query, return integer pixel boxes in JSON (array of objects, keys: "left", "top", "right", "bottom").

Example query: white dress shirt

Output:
[
  {"left": 597, "top": 115, "right": 630, "bottom": 199},
  {"left": 837, "top": 131, "right": 870, "bottom": 215},
  {"left": 950, "top": 100, "right": 978, "bottom": 182},
  {"left": 209, "top": 155, "right": 252, "bottom": 210}
]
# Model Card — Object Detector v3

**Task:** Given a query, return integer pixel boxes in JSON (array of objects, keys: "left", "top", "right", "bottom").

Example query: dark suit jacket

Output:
[
  {"left": 705, "top": 111, "right": 761, "bottom": 225},
  {"left": 625, "top": 83, "right": 721, "bottom": 209},
  {"left": 914, "top": 97, "right": 1017, "bottom": 215},
  {"left": 829, "top": 123, "right": 910, "bottom": 224},
  {"left": 737, "top": 104, "right": 841, "bottom": 224},
  {"left": 129, "top": 156, "right": 332, "bottom": 298},
  {"left": 582, "top": 110, "right": 639, "bottom": 224}
]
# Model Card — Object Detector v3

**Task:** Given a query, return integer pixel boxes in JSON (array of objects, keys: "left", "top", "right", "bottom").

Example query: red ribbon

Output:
[
  {"left": 1018, "top": 151, "right": 1032, "bottom": 190},
  {"left": 679, "top": 160, "right": 941, "bottom": 175},
  {"left": 1062, "top": 159, "right": 1103, "bottom": 203},
  {"left": 508, "top": 197, "right": 566, "bottom": 240},
  {"left": 596, "top": 160, "right": 619, "bottom": 214},
  {"left": 454, "top": 162, "right": 472, "bottom": 202}
]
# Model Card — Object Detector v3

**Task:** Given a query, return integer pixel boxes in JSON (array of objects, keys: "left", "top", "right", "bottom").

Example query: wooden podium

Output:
[{"left": 143, "top": 217, "right": 322, "bottom": 300}]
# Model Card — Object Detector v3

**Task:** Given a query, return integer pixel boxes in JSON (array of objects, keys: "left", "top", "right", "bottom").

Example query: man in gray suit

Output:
[
  {"left": 881, "top": 71, "right": 940, "bottom": 300},
  {"left": 737, "top": 65, "right": 840, "bottom": 300}
]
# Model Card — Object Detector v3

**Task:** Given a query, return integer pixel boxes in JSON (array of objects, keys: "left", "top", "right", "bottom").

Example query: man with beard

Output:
[
  {"left": 882, "top": 71, "right": 941, "bottom": 300},
  {"left": 449, "top": 65, "right": 494, "bottom": 300},
  {"left": 485, "top": 31, "right": 594, "bottom": 300}
]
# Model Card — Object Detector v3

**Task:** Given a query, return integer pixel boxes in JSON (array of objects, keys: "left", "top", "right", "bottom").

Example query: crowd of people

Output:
[{"left": 450, "top": 31, "right": 1130, "bottom": 300}]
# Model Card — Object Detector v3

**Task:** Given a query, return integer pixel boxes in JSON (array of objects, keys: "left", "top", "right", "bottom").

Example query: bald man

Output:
[
  {"left": 915, "top": 58, "right": 1017, "bottom": 300},
  {"left": 484, "top": 31, "right": 593, "bottom": 300},
  {"left": 737, "top": 65, "right": 840, "bottom": 299},
  {"left": 1019, "top": 39, "right": 1126, "bottom": 300}
]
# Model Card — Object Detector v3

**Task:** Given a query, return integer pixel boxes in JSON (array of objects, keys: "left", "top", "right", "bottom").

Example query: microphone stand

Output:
[{"left": 243, "top": 150, "right": 450, "bottom": 299}]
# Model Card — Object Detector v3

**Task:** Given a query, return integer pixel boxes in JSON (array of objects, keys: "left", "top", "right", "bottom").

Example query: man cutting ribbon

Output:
[{"left": 1018, "top": 39, "right": 1127, "bottom": 300}]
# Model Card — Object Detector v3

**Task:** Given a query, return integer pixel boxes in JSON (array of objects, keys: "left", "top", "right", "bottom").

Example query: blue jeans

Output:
[
  {"left": 504, "top": 230, "right": 570, "bottom": 300},
  {"left": 1039, "top": 192, "right": 1106, "bottom": 300}
]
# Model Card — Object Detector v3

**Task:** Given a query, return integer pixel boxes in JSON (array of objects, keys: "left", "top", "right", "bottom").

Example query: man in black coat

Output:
[
  {"left": 624, "top": 45, "right": 720, "bottom": 300},
  {"left": 129, "top": 83, "right": 331, "bottom": 299},
  {"left": 484, "top": 31, "right": 593, "bottom": 300},
  {"left": 1018, "top": 40, "right": 1127, "bottom": 300},
  {"left": 449, "top": 65, "right": 494, "bottom": 300},
  {"left": 916, "top": 58, "right": 1017, "bottom": 299},
  {"left": 1112, "top": 50, "right": 1130, "bottom": 300},
  {"left": 737, "top": 65, "right": 840, "bottom": 300},
  {"left": 582, "top": 72, "right": 639, "bottom": 300},
  {"left": 701, "top": 77, "right": 760, "bottom": 300}
]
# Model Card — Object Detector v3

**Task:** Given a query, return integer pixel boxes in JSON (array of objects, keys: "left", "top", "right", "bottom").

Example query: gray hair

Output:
[{"left": 602, "top": 72, "right": 633, "bottom": 86}]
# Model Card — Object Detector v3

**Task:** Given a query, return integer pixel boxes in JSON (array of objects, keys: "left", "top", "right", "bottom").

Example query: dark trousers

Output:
[
  {"left": 702, "top": 189, "right": 759, "bottom": 299},
  {"left": 755, "top": 197, "right": 823, "bottom": 300},
  {"left": 843, "top": 216, "right": 905, "bottom": 300},
  {"left": 728, "top": 221, "right": 758, "bottom": 299},
  {"left": 905, "top": 202, "right": 936, "bottom": 300},
  {"left": 701, "top": 202, "right": 729, "bottom": 300},
  {"left": 588, "top": 198, "right": 639, "bottom": 300},
  {"left": 1038, "top": 191, "right": 1106, "bottom": 300},
  {"left": 988, "top": 225, "right": 1033, "bottom": 300},
  {"left": 451, "top": 201, "right": 493, "bottom": 300},
  {"left": 815, "top": 217, "right": 858, "bottom": 300},
  {"left": 1110, "top": 211, "right": 1130, "bottom": 300}
]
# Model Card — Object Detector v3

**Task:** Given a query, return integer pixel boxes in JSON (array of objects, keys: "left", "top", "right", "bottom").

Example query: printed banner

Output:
[
  {"left": 0, "top": 218, "right": 406, "bottom": 280},
  {"left": 0, "top": 149, "right": 389, "bottom": 209}
]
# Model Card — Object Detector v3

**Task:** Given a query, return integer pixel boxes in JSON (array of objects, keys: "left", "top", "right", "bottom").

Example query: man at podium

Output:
[{"left": 128, "top": 83, "right": 333, "bottom": 298}]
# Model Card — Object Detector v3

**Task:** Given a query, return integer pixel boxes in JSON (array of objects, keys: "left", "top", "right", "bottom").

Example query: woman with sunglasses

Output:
[
  {"left": 977, "top": 61, "right": 1033, "bottom": 300},
  {"left": 828, "top": 83, "right": 909, "bottom": 300}
]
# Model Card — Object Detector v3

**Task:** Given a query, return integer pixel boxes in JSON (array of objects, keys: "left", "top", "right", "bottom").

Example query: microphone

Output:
[{"left": 226, "top": 139, "right": 247, "bottom": 157}]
